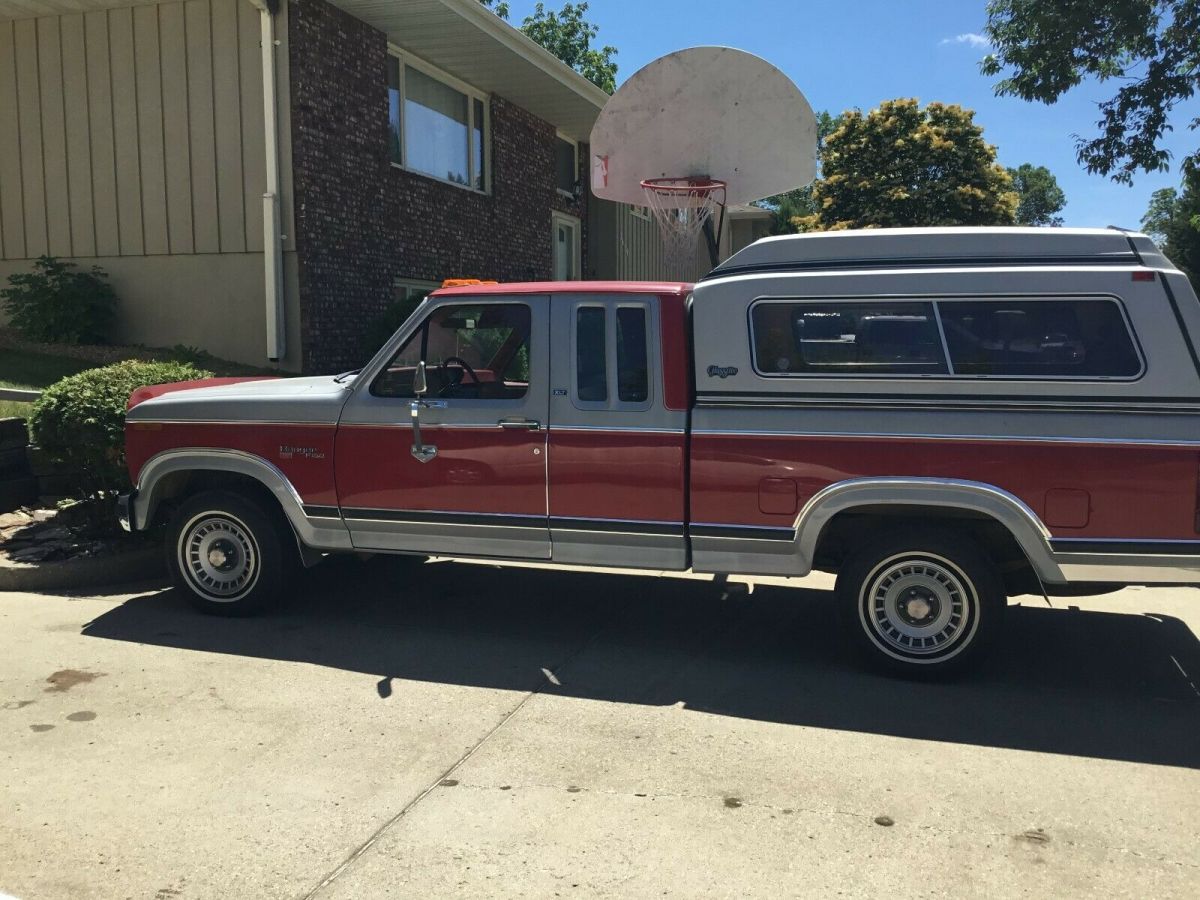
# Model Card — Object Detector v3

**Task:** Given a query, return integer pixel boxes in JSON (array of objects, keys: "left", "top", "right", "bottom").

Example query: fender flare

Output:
[
  {"left": 794, "top": 477, "right": 1064, "bottom": 584},
  {"left": 132, "top": 448, "right": 352, "bottom": 551}
]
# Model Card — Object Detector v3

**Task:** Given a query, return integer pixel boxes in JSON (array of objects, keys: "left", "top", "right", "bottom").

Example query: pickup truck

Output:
[{"left": 119, "top": 227, "right": 1200, "bottom": 674}]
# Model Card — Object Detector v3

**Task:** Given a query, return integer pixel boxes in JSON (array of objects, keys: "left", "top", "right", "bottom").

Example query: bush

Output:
[
  {"left": 1, "top": 255, "right": 119, "bottom": 344},
  {"left": 30, "top": 360, "right": 212, "bottom": 498}
]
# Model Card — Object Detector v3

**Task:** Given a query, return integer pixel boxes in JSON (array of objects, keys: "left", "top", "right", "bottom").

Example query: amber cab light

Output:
[{"left": 441, "top": 278, "right": 499, "bottom": 288}]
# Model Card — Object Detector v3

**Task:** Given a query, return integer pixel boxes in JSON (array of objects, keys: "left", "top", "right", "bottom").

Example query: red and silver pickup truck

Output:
[{"left": 119, "top": 227, "right": 1200, "bottom": 673}]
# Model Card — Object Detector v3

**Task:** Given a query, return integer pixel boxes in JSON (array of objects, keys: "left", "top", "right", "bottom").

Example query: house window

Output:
[
  {"left": 556, "top": 135, "right": 578, "bottom": 196},
  {"left": 386, "top": 50, "right": 489, "bottom": 192},
  {"left": 387, "top": 57, "right": 402, "bottom": 165}
]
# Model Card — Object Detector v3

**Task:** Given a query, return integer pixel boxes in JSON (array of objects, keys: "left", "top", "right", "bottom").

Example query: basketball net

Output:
[{"left": 640, "top": 177, "right": 727, "bottom": 278}]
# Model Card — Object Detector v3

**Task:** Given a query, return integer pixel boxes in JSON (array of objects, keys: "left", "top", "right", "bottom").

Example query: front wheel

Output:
[
  {"left": 166, "top": 490, "right": 296, "bottom": 616},
  {"left": 836, "top": 530, "right": 1005, "bottom": 676}
]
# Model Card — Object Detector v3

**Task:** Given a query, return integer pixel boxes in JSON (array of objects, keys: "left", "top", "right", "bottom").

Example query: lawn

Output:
[
  {"left": 0, "top": 349, "right": 95, "bottom": 422},
  {"left": 0, "top": 348, "right": 94, "bottom": 391}
]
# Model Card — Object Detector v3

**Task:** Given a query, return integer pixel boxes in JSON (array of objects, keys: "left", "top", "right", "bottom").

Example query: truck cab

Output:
[{"left": 119, "top": 227, "right": 1200, "bottom": 675}]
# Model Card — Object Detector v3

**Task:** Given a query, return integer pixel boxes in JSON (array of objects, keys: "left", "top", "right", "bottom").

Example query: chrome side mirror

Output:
[{"left": 409, "top": 361, "right": 437, "bottom": 463}]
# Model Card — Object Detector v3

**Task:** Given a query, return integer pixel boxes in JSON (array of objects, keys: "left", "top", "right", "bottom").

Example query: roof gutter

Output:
[{"left": 248, "top": 0, "right": 285, "bottom": 361}]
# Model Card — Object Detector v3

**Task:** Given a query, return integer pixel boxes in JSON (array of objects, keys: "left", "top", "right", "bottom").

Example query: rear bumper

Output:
[{"left": 117, "top": 491, "right": 136, "bottom": 532}]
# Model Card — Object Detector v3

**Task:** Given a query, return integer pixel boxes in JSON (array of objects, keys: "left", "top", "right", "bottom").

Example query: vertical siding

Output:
[
  {"left": 610, "top": 204, "right": 711, "bottom": 282},
  {"left": 0, "top": 20, "right": 26, "bottom": 260},
  {"left": 0, "top": 0, "right": 266, "bottom": 261}
]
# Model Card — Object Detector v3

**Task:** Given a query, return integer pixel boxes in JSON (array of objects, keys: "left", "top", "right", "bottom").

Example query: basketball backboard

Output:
[{"left": 589, "top": 47, "right": 817, "bottom": 207}]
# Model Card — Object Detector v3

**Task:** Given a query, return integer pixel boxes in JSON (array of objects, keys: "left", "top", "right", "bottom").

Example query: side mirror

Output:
[{"left": 413, "top": 360, "right": 428, "bottom": 396}]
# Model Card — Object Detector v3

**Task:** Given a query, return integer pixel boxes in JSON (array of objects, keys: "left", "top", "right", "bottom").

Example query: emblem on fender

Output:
[
  {"left": 707, "top": 365, "right": 739, "bottom": 379},
  {"left": 279, "top": 445, "right": 326, "bottom": 460}
]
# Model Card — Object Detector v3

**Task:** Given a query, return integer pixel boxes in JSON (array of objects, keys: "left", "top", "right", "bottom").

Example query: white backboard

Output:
[{"left": 590, "top": 47, "right": 817, "bottom": 207}]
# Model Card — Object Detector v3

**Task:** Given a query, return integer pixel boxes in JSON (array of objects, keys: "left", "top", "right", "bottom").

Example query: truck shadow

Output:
[{"left": 81, "top": 556, "right": 1200, "bottom": 768}]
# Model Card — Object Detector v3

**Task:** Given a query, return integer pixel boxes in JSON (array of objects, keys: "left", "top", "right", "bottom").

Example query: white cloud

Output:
[{"left": 940, "top": 33, "right": 990, "bottom": 49}]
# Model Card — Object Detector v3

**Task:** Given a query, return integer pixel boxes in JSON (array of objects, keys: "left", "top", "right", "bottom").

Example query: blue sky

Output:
[{"left": 504, "top": 0, "right": 1200, "bottom": 228}]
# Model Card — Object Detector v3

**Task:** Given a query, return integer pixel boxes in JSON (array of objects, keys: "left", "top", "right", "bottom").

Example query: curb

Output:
[{"left": 0, "top": 543, "right": 163, "bottom": 592}]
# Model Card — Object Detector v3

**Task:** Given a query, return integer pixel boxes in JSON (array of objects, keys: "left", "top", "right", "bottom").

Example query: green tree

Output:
[
  {"left": 1007, "top": 163, "right": 1067, "bottom": 225},
  {"left": 981, "top": 0, "right": 1200, "bottom": 183},
  {"left": 795, "top": 99, "right": 1019, "bottom": 231},
  {"left": 479, "top": 1, "right": 617, "bottom": 93},
  {"left": 1142, "top": 170, "right": 1200, "bottom": 284}
]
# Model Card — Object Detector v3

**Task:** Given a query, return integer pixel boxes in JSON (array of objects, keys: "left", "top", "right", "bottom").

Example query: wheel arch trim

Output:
[
  {"left": 132, "top": 448, "right": 352, "bottom": 551},
  {"left": 795, "top": 476, "right": 1063, "bottom": 583}
]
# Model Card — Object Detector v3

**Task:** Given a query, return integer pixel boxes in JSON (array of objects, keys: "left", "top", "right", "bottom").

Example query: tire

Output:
[
  {"left": 835, "top": 529, "right": 1005, "bottom": 676},
  {"left": 166, "top": 490, "right": 296, "bottom": 616}
]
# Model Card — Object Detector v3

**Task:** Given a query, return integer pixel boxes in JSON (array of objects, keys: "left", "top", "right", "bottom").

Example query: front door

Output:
[
  {"left": 552, "top": 212, "right": 580, "bottom": 280},
  {"left": 335, "top": 295, "right": 551, "bottom": 558}
]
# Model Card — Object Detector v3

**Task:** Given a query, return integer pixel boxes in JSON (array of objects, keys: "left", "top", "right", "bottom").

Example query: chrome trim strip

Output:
[
  {"left": 129, "top": 419, "right": 337, "bottom": 427},
  {"left": 694, "top": 396, "right": 1200, "bottom": 413},
  {"left": 690, "top": 430, "right": 1200, "bottom": 448},
  {"left": 549, "top": 425, "right": 686, "bottom": 435}
]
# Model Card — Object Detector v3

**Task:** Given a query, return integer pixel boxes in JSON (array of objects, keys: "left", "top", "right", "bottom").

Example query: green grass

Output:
[
  {"left": 0, "top": 399, "right": 33, "bottom": 422},
  {"left": 0, "top": 349, "right": 94, "bottom": 391}
]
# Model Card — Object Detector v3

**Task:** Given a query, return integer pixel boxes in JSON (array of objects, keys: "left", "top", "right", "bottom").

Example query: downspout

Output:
[{"left": 249, "top": 0, "right": 285, "bottom": 362}]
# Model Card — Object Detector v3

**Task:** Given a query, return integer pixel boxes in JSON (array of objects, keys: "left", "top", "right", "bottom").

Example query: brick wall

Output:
[{"left": 289, "top": 0, "right": 589, "bottom": 374}]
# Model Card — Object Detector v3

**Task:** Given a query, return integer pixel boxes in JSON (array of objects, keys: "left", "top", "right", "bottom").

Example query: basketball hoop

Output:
[{"left": 640, "top": 177, "right": 727, "bottom": 277}]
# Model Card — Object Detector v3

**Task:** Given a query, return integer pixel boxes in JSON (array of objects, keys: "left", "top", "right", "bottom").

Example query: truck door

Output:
[
  {"left": 335, "top": 295, "right": 551, "bottom": 559},
  {"left": 548, "top": 293, "right": 689, "bottom": 569}
]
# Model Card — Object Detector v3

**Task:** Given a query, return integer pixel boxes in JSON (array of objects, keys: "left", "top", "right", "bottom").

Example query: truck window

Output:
[
  {"left": 372, "top": 302, "right": 531, "bottom": 399},
  {"left": 576, "top": 307, "right": 607, "bottom": 401},
  {"left": 938, "top": 299, "right": 1142, "bottom": 378},
  {"left": 616, "top": 307, "right": 649, "bottom": 402},
  {"left": 751, "top": 301, "right": 948, "bottom": 375}
]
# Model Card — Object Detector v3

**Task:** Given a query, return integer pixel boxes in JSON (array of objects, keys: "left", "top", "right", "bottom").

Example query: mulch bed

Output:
[{"left": 0, "top": 504, "right": 152, "bottom": 565}]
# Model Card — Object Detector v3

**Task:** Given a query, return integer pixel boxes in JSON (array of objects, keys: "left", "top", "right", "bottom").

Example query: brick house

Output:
[{"left": 0, "top": 0, "right": 760, "bottom": 373}]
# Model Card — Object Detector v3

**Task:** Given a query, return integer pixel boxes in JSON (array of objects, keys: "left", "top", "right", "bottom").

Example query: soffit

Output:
[{"left": 331, "top": 0, "right": 606, "bottom": 143}]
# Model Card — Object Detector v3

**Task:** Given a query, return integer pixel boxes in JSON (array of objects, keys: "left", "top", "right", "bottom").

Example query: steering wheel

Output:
[{"left": 437, "top": 356, "right": 481, "bottom": 395}]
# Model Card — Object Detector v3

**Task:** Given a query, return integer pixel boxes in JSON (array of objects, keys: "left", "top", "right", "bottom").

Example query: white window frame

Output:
[
  {"left": 387, "top": 46, "right": 491, "bottom": 194},
  {"left": 555, "top": 132, "right": 579, "bottom": 198},
  {"left": 551, "top": 211, "right": 582, "bottom": 280},
  {"left": 393, "top": 278, "right": 440, "bottom": 302}
]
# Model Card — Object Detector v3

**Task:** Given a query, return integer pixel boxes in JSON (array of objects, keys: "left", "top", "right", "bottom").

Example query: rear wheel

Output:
[
  {"left": 836, "top": 530, "right": 1005, "bottom": 676},
  {"left": 167, "top": 490, "right": 295, "bottom": 616}
]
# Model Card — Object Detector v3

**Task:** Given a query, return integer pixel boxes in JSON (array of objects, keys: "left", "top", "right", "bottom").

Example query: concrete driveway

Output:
[{"left": 1, "top": 557, "right": 1198, "bottom": 899}]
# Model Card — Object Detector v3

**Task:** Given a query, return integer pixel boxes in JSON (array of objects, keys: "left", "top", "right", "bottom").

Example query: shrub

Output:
[
  {"left": 1, "top": 255, "right": 119, "bottom": 344},
  {"left": 30, "top": 360, "right": 212, "bottom": 499}
]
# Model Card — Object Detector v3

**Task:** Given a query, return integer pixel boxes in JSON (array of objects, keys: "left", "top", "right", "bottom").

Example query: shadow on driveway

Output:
[{"left": 81, "top": 556, "right": 1200, "bottom": 768}]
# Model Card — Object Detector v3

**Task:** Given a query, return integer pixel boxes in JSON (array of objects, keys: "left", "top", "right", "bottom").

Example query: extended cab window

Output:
[
  {"left": 938, "top": 299, "right": 1142, "bottom": 378},
  {"left": 751, "top": 301, "right": 948, "bottom": 375},
  {"left": 372, "top": 303, "right": 531, "bottom": 399}
]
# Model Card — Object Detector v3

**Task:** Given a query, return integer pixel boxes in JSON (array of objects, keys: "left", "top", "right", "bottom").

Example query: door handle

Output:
[{"left": 497, "top": 417, "right": 541, "bottom": 431}]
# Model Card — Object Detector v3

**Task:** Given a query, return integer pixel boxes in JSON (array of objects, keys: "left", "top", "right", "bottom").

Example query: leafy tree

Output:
[
  {"left": 981, "top": 0, "right": 1200, "bottom": 183},
  {"left": 794, "top": 99, "right": 1019, "bottom": 231},
  {"left": 1007, "top": 163, "right": 1067, "bottom": 225},
  {"left": 1142, "top": 170, "right": 1200, "bottom": 284},
  {"left": 479, "top": 1, "right": 617, "bottom": 93}
]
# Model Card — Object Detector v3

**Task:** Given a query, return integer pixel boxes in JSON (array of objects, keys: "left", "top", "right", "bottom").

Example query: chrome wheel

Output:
[
  {"left": 858, "top": 552, "right": 979, "bottom": 663},
  {"left": 177, "top": 512, "right": 260, "bottom": 602}
]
